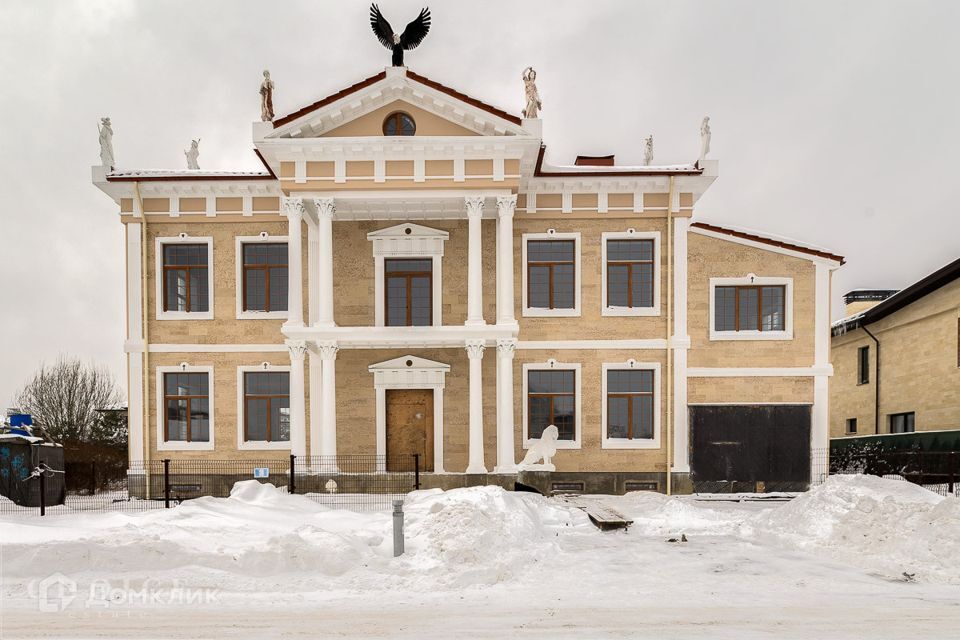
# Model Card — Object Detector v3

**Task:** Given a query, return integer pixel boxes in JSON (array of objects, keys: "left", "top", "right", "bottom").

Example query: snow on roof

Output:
[{"left": 107, "top": 170, "right": 271, "bottom": 181}]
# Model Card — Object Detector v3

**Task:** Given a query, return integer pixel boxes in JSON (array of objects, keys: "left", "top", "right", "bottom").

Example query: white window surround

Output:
[
  {"left": 522, "top": 360, "right": 582, "bottom": 450},
  {"left": 155, "top": 235, "right": 214, "bottom": 321},
  {"left": 155, "top": 364, "right": 215, "bottom": 452},
  {"left": 236, "top": 364, "right": 292, "bottom": 451},
  {"left": 601, "top": 230, "right": 661, "bottom": 317},
  {"left": 235, "top": 235, "right": 290, "bottom": 320},
  {"left": 369, "top": 355, "right": 448, "bottom": 473},
  {"left": 367, "top": 223, "right": 448, "bottom": 327},
  {"left": 522, "top": 231, "right": 582, "bottom": 318},
  {"left": 708, "top": 275, "right": 794, "bottom": 341},
  {"left": 601, "top": 361, "right": 662, "bottom": 450}
]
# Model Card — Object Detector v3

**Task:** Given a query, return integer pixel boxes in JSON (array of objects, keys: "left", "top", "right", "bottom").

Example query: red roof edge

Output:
[
  {"left": 405, "top": 70, "right": 522, "bottom": 126},
  {"left": 691, "top": 221, "right": 845, "bottom": 264},
  {"left": 253, "top": 148, "right": 278, "bottom": 179},
  {"left": 534, "top": 145, "right": 703, "bottom": 177},
  {"left": 273, "top": 71, "right": 388, "bottom": 128}
]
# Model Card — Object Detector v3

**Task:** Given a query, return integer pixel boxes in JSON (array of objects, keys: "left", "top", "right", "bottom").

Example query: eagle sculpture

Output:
[{"left": 370, "top": 4, "right": 431, "bottom": 67}]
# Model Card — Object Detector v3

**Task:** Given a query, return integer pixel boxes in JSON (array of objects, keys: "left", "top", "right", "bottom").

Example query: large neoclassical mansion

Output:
[{"left": 93, "top": 62, "right": 842, "bottom": 493}]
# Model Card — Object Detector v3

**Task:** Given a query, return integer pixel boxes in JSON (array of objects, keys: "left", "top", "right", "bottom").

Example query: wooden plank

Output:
[{"left": 560, "top": 496, "right": 633, "bottom": 531}]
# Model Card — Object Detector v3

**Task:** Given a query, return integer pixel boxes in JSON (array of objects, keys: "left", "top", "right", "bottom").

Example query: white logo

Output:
[{"left": 36, "top": 573, "right": 77, "bottom": 612}]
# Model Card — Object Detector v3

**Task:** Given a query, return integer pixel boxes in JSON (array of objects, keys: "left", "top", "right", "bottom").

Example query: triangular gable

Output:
[
  {"left": 269, "top": 68, "right": 528, "bottom": 139},
  {"left": 366, "top": 223, "right": 449, "bottom": 240},
  {"left": 320, "top": 99, "right": 479, "bottom": 137},
  {"left": 368, "top": 355, "right": 450, "bottom": 372}
]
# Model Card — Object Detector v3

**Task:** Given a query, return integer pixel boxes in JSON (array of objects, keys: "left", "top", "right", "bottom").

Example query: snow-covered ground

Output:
[{"left": 2, "top": 475, "right": 959, "bottom": 639}]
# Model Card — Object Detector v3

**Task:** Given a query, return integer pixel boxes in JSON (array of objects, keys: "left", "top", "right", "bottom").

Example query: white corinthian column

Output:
[
  {"left": 316, "top": 340, "right": 339, "bottom": 472},
  {"left": 312, "top": 197, "right": 335, "bottom": 327},
  {"left": 465, "top": 196, "right": 485, "bottom": 326},
  {"left": 286, "top": 340, "right": 308, "bottom": 458},
  {"left": 282, "top": 197, "right": 305, "bottom": 327},
  {"left": 496, "top": 195, "right": 517, "bottom": 325},
  {"left": 465, "top": 339, "right": 487, "bottom": 473},
  {"left": 494, "top": 338, "right": 517, "bottom": 473}
]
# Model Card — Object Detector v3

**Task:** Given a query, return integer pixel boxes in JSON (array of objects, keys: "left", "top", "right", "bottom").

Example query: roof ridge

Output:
[{"left": 691, "top": 221, "right": 845, "bottom": 264}]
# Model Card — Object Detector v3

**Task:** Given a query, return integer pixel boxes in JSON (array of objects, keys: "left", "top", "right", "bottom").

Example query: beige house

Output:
[
  {"left": 831, "top": 258, "right": 960, "bottom": 438},
  {"left": 93, "top": 66, "right": 843, "bottom": 493}
]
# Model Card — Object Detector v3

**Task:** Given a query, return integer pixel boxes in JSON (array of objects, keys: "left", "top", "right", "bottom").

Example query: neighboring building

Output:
[
  {"left": 92, "top": 64, "right": 843, "bottom": 493},
  {"left": 831, "top": 258, "right": 960, "bottom": 438}
]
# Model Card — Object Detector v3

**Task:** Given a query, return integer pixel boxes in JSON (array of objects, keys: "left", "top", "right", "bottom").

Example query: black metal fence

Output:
[
  {"left": 0, "top": 454, "right": 421, "bottom": 517},
  {"left": 830, "top": 448, "right": 959, "bottom": 497}
]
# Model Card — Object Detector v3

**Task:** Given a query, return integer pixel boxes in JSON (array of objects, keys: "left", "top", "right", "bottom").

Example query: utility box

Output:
[{"left": 0, "top": 438, "right": 66, "bottom": 507}]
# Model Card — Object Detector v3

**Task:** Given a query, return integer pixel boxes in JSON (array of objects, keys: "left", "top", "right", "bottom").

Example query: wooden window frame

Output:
[
  {"left": 241, "top": 243, "right": 288, "bottom": 313},
  {"left": 526, "top": 372, "right": 576, "bottom": 441},
  {"left": 384, "top": 258, "right": 433, "bottom": 327},
  {"left": 606, "top": 378, "right": 654, "bottom": 439},
  {"left": 162, "top": 244, "right": 209, "bottom": 313},
  {"left": 714, "top": 285, "right": 786, "bottom": 332},
  {"left": 602, "top": 362, "right": 661, "bottom": 449},
  {"left": 242, "top": 372, "right": 290, "bottom": 443},
  {"left": 522, "top": 361, "right": 581, "bottom": 449},
  {"left": 155, "top": 237, "right": 214, "bottom": 321},
  {"left": 605, "top": 239, "right": 655, "bottom": 309},
  {"left": 382, "top": 111, "right": 416, "bottom": 136},
  {"left": 526, "top": 240, "right": 576, "bottom": 310},
  {"left": 857, "top": 345, "right": 870, "bottom": 385},
  {"left": 162, "top": 372, "right": 209, "bottom": 444},
  {"left": 889, "top": 412, "right": 915, "bottom": 434}
]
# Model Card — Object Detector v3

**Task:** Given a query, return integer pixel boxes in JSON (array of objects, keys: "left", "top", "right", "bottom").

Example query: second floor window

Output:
[
  {"left": 527, "top": 240, "right": 576, "bottom": 310},
  {"left": 243, "top": 372, "right": 290, "bottom": 443},
  {"left": 714, "top": 285, "right": 785, "bottom": 332},
  {"left": 163, "top": 244, "right": 209, "bottom": 313},
  {"left": 164, "top": 372, "right": 210, "bottom": 443},
  {"left": 385, "top": 258, "right": 432, "bottom": 326},
  {"left": 242, "top": 243, "right": 288, "bottom": 312},
  {"left": 857, "top": 345, "right": 869, "bottom": 384},
  {"left": 606, "top": 239, "right": 654, "bottom": 309}
]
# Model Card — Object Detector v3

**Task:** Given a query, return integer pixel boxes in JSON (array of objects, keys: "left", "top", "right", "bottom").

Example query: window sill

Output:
[
  {"left": 602, "top": 438, "right": 661, "bottom": 450},
  {"left": 157, "top": 311, "right": 214, "bottom": 321},
  {"left": 522, "top": 439, "right": 580, "bottom": 450},
  {"left": 602, "top": 306, "right": 660, "bottom": 317},
  {"left": 709, "top": 330, "right": 792, "bottom": 342},
  {"left": 238, "top": 441, "right": 292, "bottom": 451},
  {"left": 523, "top": 307, "right": 581, "bottom": 318},
  {"left": 157, "top": 441, "right": 214, "bottom": 451},
  {"left": 237, "top": 310, "right": 289, "bottom": 320}
]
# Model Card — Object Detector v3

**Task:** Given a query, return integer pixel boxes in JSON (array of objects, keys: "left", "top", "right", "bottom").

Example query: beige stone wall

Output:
[
  {"left": 687, "top": 232, "right": 817, "bottom": 368},
  {"left": 688, "top": 376, "right": 813, "bottom": 405},
  {"left": 829, "top": 328, "right": 875, "bottom": 437},
  {"left": 321, "top": 100, "right": 480, "bottom": 137}
]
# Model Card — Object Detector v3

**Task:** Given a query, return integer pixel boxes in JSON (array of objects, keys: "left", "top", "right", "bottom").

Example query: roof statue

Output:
[
  {"left": 260, "top": 70, "right": 275, "bottom": 122},
  {"left": 184, "top": 139, "right": 200, "bottom": 170},
  {"left": 643, "top": 135, "right": 654, "bottom": 166},
  {"left": 98, "top": 117, "right": 115, "bottom": 170},
  {"left": 522, "top": 67, "right": 541, "bottom": 119},
  {"left": 369, "top": 4, "right": 431, "bottom": 67},
  {"left": 699, "top": 116, "right": 711, "bottom": 166}
]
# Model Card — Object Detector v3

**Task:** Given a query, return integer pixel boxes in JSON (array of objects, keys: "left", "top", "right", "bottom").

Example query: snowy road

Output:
[{"left": 2, "top": 476, "right": 959, "bottom": 638}]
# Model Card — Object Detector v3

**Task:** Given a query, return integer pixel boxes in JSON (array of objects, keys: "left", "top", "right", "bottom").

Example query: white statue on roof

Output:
[
  {"left": 699, "top": 116, "right": 711, "bottom": 166},
  {"left": 517, "top": 425, "right": 558, "bottom": 472},
  {"left": 184, "top": 139, "right": 200, "bottom": 170},
  {"left": 260, "top": 70, "right": 275, "bottom": 122},
  {"left": 522, "top": 67, "right": 542, "bottom": 119},
  {"left": 98, "top": 117, "right": 115, "bottom": 170},
  {"left": 643, "top": 135, "right": 654, "bottom": 166}
]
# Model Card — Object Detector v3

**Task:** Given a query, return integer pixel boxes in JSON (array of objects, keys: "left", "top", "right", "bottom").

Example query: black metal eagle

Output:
[{"left": 369, "top": 4, "right": 431, "bottom": 67}]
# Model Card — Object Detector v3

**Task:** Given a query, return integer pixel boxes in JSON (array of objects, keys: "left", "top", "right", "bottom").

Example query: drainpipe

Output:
[
  {"left": 862, "top": 324, "right": 880, "bottom": 434},
  {"left": 135, "top": 181, "right": 152, "bottom": 498},
  {"left": 665, "top": 177, "right": 675, "bottom": 496}
]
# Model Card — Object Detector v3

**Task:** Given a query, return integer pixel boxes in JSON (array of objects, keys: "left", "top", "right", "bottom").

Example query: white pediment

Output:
[
  {"left": 367, "top": 223, "right": 448, "bottom": 257},
  {"left": 368, "top": 355, "right": 450, "bottom": 374},
  {"left": 366, "top": 223, "right": 448, "bottom": 240}
]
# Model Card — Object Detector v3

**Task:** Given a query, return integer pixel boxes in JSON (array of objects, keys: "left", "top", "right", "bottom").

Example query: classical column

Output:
[
  {"left": 317, "top": 340, "right": 339, "bottom": 469},
  {"left": 494, "top": 338, "right": 517, "bottom": 473},
  {"left": 465, "top": 196, "right": 485, "bottom": 326},
  {"left": 282, "top": 197, "right": 305, "bottom": 327},
  {"left": 308, "top": 351, "right": 321, "bottom": 458},
  {"left": 287, "top": 340, "right": 308, "bottom": 458},
  {"left": 465, "top": 339, "right": 487, "bottom": 473},
  {"left": 496, "top": 195, "right": 517, "bottom": 325},
  {"left": 313, "top": 198, "right": 336, "bottom": 327},
  {"left": 671, "top": 216, "right": 691, "bottom": 473}
]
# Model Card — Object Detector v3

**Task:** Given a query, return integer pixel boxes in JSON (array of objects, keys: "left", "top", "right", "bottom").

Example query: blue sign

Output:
[{"left": 253, "top": 467, "right": 270, "bottom": 478}]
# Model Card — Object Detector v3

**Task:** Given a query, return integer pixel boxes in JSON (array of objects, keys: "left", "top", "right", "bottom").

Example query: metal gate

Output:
[{"left": 690, "top": 405, "right": 811, "bottom": 493}]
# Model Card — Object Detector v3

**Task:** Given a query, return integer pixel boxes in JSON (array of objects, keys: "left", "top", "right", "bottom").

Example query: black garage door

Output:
[{"left": 690, "top": 405, "right": 811, "bottom": 493}]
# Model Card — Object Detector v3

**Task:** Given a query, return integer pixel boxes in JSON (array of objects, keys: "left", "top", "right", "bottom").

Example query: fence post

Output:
[
  {"left": 392, "top": 499, "right": 405, "bottom": 557},
  {"left": 163, "top": 459, "right": 171, "bottom": 508},
  {"left": 950, "top": 452, "right": 957, "bottom": 496},
  {"left": 90, "top": 461, "right": 97, "bottom": 495},
  {"left": 413, "top": 453, "right": 420, "bottom": 491},
  {"left": 39, "top": 466, "right": 46, "bottom": 517},
  {"left": 917, "top": 449, "right": 924, "bottom": 487},
  {"left": 289, "top": 454, "right": 296, "bottom": 494}
]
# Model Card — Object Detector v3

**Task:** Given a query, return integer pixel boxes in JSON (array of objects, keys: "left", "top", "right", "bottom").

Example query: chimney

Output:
[
  {"left": 842, "top": 289, "right": 898, "bottom": 317},
  {"left": 574, "top": 154, "right": 615, "bottom": 167}
]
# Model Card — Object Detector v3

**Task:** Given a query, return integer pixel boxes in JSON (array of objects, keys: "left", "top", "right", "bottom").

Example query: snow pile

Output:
[{"left": 611, "top": 491, "right": 757, "bottom": 537}]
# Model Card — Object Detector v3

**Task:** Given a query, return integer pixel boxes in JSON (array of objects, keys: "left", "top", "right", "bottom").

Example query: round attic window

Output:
[{"left": 383, "top": 111, "right": 416, "bottom": 136}]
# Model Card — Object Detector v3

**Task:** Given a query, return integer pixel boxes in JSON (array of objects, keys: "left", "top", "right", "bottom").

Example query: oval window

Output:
[{"left": 383, "top": 111, "right": 416, "bottom": 136}]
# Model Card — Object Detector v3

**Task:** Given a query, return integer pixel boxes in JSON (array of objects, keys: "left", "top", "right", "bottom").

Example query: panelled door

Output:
[{"left": 385, "top": 389, "right": 434, "bottom": 472}]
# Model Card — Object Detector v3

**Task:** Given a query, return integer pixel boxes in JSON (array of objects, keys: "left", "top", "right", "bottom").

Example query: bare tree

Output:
[{"left": 13, "top": 357, "right": 123, "bottom": 444}]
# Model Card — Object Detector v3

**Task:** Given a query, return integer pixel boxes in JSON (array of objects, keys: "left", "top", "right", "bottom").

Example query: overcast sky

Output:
[{"left": 2, "top": 0, "right": 958, "bottom": 406}]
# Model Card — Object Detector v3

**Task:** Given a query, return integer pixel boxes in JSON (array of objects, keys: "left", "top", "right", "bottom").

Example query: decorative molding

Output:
[
  {"left": 281, "top": 196, "right": 305, "bottom": 218},
  {"left": 516, "top": 339, "right": 667, "bottom": 350},
  {"left": 313, "top": 197, "right": 335, "bottom": 218},
  {"left": 496, "top": 338, "right": 518, "bottom": 357},
  {"left": 496, "top": 194, "right": 517, "bottom": 217},
  {"left": 465, "top": 339, "right": 486, "bottom": 359},
  {"left": 142, "top": 343, "right": 287, "bottom": 353},
  {"left": 286, "top": 340, "right": 308, "bottom": 361},
  {"left": 464, "top": 196, "right": 485, "bottom": 218},
  {"left": 316, "top": 340, "right": 339, "bottom": 360},
  {"left": 686, "top": 366, "right": 833, "bottom": 378},
  {"left": 368, "top": 223, "right": 447, "bottom": 328}
]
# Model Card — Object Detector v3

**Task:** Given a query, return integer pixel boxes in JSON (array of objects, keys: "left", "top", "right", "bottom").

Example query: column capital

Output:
[
  {"left": 281, "top": 196, "right": 305, "bottom": 219},
  {"left": 496, "top": 338, "right": 517, "bottom": 357},
  {"left": 496, "top": 194, "right": 517, "bottom": 216},
  {"left": 286, "top": 340, "right": 307, "bottom": 361},
  {"left": 316, "top": 340, "right": 339, "bottom": 360},
  {"left": 464, "top": 196, "right": 485, "bottom": 218},
  {"left": 465, "top": 339, "right": 486, "bottom": 359},
  {"left": 312, "top": 197, "right": 335, "bottom": 219}
]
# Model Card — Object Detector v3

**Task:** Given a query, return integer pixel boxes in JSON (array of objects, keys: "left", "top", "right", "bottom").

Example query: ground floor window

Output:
[
  {"left": 846, "top": 417, "right": 858, "bottom": 434},
  {"left": 606, "top": 369, "right": 655, "bottom": 440},
  {"left": 889, "top": 412, "right": 915, "bottom": 434},
  {"left": 243, "top": 372, "right": 290, "bottom": 442},
  {"left": 527, "top": 369, "right": 576, "bottom": 441},
  {"left": 164, "top": 372, "right": 210, "bottom": 442}
]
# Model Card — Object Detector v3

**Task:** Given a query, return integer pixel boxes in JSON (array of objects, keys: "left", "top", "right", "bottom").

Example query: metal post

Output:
[
  {"left": 39, "top": 466, "right": 46, "bottom": 517},
  {"left": 289, "top": 454, "right": 296, "bottom": 494},
  {"left": 163, "top": 459, "right": 171, "bottom": 508},
  {"left": 392, "top": 499, "right": 405, "bottom": 557},
  {"left": 918, "top": 449, "right": 924, "bottom": 488},
  {"left": 949, "top": 452, "right": 956, "bottom": 495},
  {"left": 90, "top": 461, "right": 97, "bottom": 495},
  {"left": 413, "top": 453, "right": 421, "bottom": 491}
]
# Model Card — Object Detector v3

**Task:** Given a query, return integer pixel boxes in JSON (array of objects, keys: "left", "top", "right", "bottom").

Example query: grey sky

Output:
[{"left": 2, "top": 0, "right": 958, "bottom": 406}]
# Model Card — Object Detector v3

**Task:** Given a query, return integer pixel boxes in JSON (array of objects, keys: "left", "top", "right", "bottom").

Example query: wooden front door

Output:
[{"left": 386, "top": 389, "right": 434, "bottom": 472}]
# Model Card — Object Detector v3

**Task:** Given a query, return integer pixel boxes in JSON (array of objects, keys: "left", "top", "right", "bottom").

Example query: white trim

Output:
[
  {"left": 690, "top": 226, "right": 843, "bottom": 266},
  {"left": 601, "top": 361, "right": 662, "bottom": 449},
  {"left": 600, "top": 230, "right": 661, "bottom": 317},
  {"left": 126, "top": 224, "right": 144, "bottom": 465},
  {"left": 235, "top": 235, "right": 290, "bottom": 320},
  {"left": 144, "top": 344, "right": 286, "bottom": 353},
  {"left": 236, "top": 364, "right": 293, "bottom": 451},
  {"left": 811, "top": 262, "right": 832, "bottom": 471},
  {"left": 672, "top": 217, "right": 690, "bottom": 472},
  {"left": 368, "top": 223, "right": 448, "bottom": 327},
  {"left": 155, "top": 236, "right": 214, "bottom": 320},
  {"left": 155, "top": 364, "right": 215, "bottom": 451},
  {"left": 687, "top": 366, "right": 833, "bottom": 377},
  {"left": 517, "top": 339, "right": 666, "bottom": 350},
  {"left": 522, "top": 360, "right": 581, "bottom": 450},
  {"left": 687, "top": 402, "right": 814, "bottom": 406},
  {"left": 708, "top": 276, "right": 794, "bottom": 341},
  {"left": 127, "top": 352, "right": 144, "bottom": 466},
  {"left": 369, "top": 355, "right": 449, "bottom": 473},
  {"left": 522, "top": 231, "right": 582, "bottom": 317}
]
